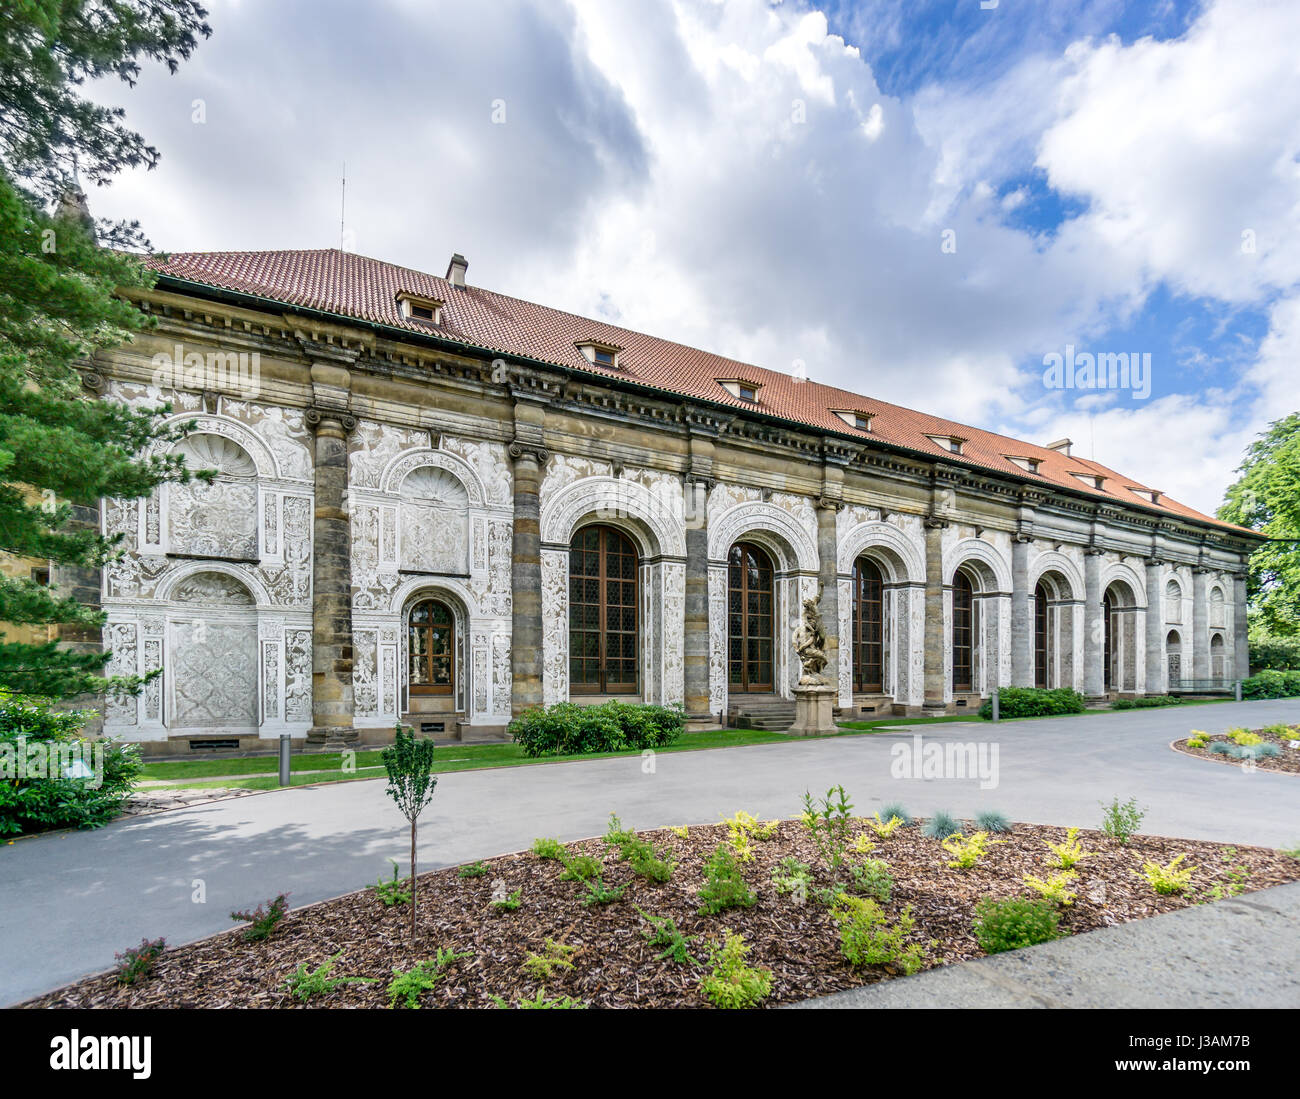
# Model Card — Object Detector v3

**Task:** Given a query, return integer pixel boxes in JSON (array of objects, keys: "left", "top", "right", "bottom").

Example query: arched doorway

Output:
[
  {"left": 1102, "top": 591, "right": 1115, "bottom": 691},
  {"left": 569, "top": 525, "right": 639, "bottom": 695},
  {"left": 1166, "top": 629, "right": 1182, "bottom": 687},
  {"left": 728, "top": 541, "right": 774, "bottom": 693},
  {"left": 951, "top": 569, "right": 975, "bottom": 692},
  {"left": 1034, "top": 581, "right": 1050, "bottom": 688},
  {"left": 407, "top": 598, "right": 455, "bottom": 696},
  {"left": 851, "top": 556, "right": 884, "bottom": 692}
]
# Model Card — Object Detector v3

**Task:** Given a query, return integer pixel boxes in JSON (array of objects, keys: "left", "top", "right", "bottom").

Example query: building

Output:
[{"left": 68, "top": 248, "right": 1259, "bottom": 753}]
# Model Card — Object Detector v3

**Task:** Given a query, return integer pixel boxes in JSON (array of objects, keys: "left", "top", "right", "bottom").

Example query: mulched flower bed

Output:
[
  {"left": 1173, "top": 722, "right": 1300, "bottom": 775},
  {"left": 25, "top": 817, "right": 1300, "bottom": 1009}
]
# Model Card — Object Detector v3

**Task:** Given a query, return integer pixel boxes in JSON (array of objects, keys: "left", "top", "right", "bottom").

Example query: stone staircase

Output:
[{"left": 727, "top": 696, "right": 798, "bottom": 732}]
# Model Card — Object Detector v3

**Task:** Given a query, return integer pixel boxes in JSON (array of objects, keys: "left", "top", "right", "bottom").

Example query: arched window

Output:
[
  {"left": 1034, "top": 581, "right": 1049, "bottom": 688},
  {"left": 851, "top": 557, "right": 883, "bottom": 693},
  {"left": 1166, "top": 629, "right": 1182, "bottom": 686},
  {"left": 952, "top": 570, "right": 975, "bottom": 692},
  {"left": 728, "top": 542, "right": 774, "bottom": 692},
  {"left": 569, "top": 526, "right": 639, "bottom": 694},
  {"left": 408, "top": 599, "right": 455, "bottom": 695}
]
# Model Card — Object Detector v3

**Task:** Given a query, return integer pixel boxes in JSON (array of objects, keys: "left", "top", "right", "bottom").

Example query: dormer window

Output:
[
  {"left": 718, "top": 378, "right": 763, "bottom": 403},
  {"left": 1007, "top": 455, "right": 1041, "bottom": 474},
  {"left": 927, "top": 434, "right": 965, "bottom": 455},
  {"left": 833, "top": 409, "right": 873, "bottom": 432},
  {"left": 576, "top": 341, "right": 622, "bottom": 369},
  {"left": 1129, "top": 487, "right": 1162, "bottom": 504},
  {"left": 1071, "top": 472, "right": 1107, "bottom": 490},
  {"left": 397, "top": 291, "right": 444, "bottom": 325}
]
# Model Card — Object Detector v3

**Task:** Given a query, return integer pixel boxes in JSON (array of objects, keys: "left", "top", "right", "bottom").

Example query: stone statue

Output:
[{"left": 793, "top": 583, "right": 830, "bottom": 686}]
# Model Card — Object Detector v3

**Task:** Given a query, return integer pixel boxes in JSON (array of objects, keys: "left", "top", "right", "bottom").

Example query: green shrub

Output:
[
  {"left": 921, "top": 810, "right": 961, "bottom": 840},
  {"left": 458, "top": 860, "right": 489, "bottom": 878},
  {"left": 942, "top": 830, "right": 1004, "bottom": 870},
  {"left": 371, "top": 860, "right": 412, "bottom": 906},
  {"left": 1023, "top": 869, "right": 1077, "bottom": 906},
  {"left": 522, "top": 938, "right": 577, "bottom": 980},
  {"left": 699, "top": 930, "right": 772, "bottom": 1008},
  {"left": 972, "top": 897, "right": 1063, "bottom": 954},
  {"left": 978, "top": 686, "right": 1087, "bottom": 720},
  {"left": 697, "top": 844, "right": 757, "bottom": 915},
  {"left": 878, "top": 803, "right": 912, "bottom": 827},
  {"left": 387, "top": 949, "right": 471, "bottom": 1008},
  {"left": 1249, "top": 635, "right": 1300, "bottom": 672},
  {"left": 578, "top": 876, "right": 626, "bottom": 907},
  {"left": 636, "top": 906, "right": 701, "bottom": 965},
  {"left": 770, "top": 856, "right": 813, "bottom": 898},
  {"left": 0, "top": 694, "right": 141, "bottom": 835},
  {"left": 975, "top": 810, "right": 1011, "bottom": 833},
  {"left": 1241, "top": 670, "right": 1300, "bottom": 700},
  {"left": 530, "top": 837, "right": 566, "bottom": 859},
  {"left": 832, "top": 897, "right": 925, "bottom": 973},
  {"left": 492, "top": 988, "right": 587, "bottom": 1009},
  {"left": 848, "top": 857, "right": 893, "bottom": 901},
  {"left": 629, "top": 845, "right": 676, "bottom": 883},
  {"left": 508, "top": 701, "right": 684, "bottom": 757},
  {"left": 1099, "top": 796, "right": 1146, "bottom": 844},
  {"left": 1139, "top": 854, "right": 1196, "bottom": 895},
  {"left": 558, "top": 854, "right": 603, "bottom": 881},
  {"left": 284, "top": 952, "right": 376, "bottom": 1002},
  {"left": 1044, "top": 827, "right": 1095, "bottom": 869},
  {"left": 115, "top": 937, "right": 166, "bottom": 986},
  {"left": 231, "top": 894, "right": 290, "bottom": 941},
  {"left": 490, "top": 888, "right": 523, "bottom": 912},
  {"left": 800, "top": 785, "right": 855, "bottom": 876}
]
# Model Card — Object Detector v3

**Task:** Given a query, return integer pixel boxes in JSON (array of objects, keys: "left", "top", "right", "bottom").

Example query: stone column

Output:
[
  {"left": 509, "top": 441, "right": 546, "bottom": 716},
  {"left": 1144, "top": 558, "right": 1166, "bottom": 695},
  {"left": 683, "top": 480, "right": 713, "bottom": 726},
  {"left": 1192, "top": 566, "right": 1211, "bottom": 680},
  {"left": 816, "top": 501, "right": 840, "bottom": 697},
  {"left": 306, "top": 407, "right": 357, "bottom": 748},
  {"left": 1083, "top": 549, "right": 1105, "bottom": 700},
  {"left": 1010, "top": 536, "right": 1032, "bottom": 686},
  {"left": 922, "top": 519, "right": 948, "bottom": 715},
  {"left": 52, "top": 500, "right": 106, "bottom": 735},
  {"left": 1232, "top": 570, "right": 1250, "bottom": 679}
]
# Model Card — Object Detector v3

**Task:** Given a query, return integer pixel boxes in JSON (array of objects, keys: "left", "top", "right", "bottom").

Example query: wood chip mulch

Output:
[
  {"left": 24, "top": 819, "right": 1300, "bottom": 1009},
  {"left": 1173, "top": 721, "right": 1300, "bottom": 775}
]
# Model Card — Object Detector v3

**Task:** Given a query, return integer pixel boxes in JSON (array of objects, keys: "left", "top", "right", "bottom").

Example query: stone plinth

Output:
[{"left": 789, "top": 683, "right": 838, "bottom": 736}]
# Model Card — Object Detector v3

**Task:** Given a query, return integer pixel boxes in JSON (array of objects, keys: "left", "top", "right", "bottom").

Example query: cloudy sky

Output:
[{"left": 87, "top": 0, "right": 1300, "bottom": 515}]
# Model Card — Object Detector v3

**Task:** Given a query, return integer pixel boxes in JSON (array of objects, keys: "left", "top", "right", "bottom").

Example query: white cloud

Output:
[{"left": 80, "top": 0, "right": 1300, "bottom": 515}]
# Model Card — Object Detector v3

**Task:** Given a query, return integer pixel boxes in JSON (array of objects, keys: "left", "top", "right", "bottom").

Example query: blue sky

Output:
[{"left": 86, "top": 0, "right": 1300, "bottom": 514}]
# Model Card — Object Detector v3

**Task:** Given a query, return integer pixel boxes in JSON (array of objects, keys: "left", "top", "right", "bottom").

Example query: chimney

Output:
[
  {"left": 446, "top": 253, "right": 468, "bottom": 288},
  {"left": 1045, "top": 437, "right": 1072, "bottom": 457}
]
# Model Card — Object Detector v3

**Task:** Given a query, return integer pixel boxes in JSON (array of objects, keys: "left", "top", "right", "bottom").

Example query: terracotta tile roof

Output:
[{"left": 144, "top": 247, "right": 1245, "bottom": 534}]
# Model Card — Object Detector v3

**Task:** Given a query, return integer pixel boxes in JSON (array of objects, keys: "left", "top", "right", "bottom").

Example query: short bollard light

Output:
[
  {"left": 279, "top": 734, "right": 291, "bottom": 786},
  {"left": 991, "top": 686, "right": 1000, "bottom": 723}
]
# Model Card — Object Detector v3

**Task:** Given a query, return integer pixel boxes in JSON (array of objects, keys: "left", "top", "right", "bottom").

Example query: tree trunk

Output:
[{"left": 410, "top": 817, "right": 417, "bottom": 940}]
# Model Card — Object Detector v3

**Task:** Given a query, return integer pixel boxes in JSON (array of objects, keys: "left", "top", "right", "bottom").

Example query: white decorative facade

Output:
[{"left": 72, "top": 248, "right": 1258, "bottom": 752}]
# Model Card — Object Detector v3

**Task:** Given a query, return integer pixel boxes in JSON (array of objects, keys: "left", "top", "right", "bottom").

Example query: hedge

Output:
[
  {"left": 1112, "top": 695, "right": 1183, "bottom": 710},
  {"left": 0, "top": 694, "right": 141, "bottom": 836},
  {"left": 1249, "top": 636, "right": 1300, "bottom": 672},
  {"left": 977, "top": 687, "right": 1088, "bottom": 720},
  {"left": 1241, "top": 670, "right": 1300, "bottom": 700},
  {"left": 508, "top": 700, "right": 685, "bottom": 757}
]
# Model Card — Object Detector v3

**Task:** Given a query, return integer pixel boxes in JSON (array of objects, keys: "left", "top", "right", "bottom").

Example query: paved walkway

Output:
[
  {"left": 3, "top": 699, "right": 1298, "bottom": 1006},
  {"left": 792, "top": 879, "right": 1300, "bottom": 1008}
]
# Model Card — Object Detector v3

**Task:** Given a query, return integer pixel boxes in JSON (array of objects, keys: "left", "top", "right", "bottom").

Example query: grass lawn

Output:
[{"left": 138, "top": 699, "right": 1238, "bottom": 793}]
